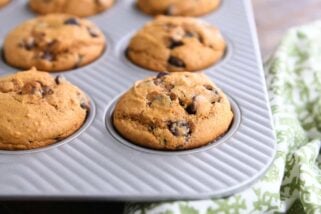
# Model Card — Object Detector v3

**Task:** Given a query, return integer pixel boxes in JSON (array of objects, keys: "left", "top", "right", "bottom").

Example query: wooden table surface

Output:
[{"left": 252, "top": 0, "right": 321, "bottom": 59}]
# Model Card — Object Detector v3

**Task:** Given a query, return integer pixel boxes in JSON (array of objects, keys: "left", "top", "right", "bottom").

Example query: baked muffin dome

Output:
[
  {"left": 0, "top": 68, "right": 90, "bottom": 150},
  {"left": 113, "top": 72, "right": 233, "bottom": 150}
]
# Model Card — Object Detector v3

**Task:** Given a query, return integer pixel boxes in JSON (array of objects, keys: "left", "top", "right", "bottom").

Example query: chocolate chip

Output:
[
  {"left": 54, "top": 136, "right": 64, "bottom": 141},
  {"left": 95, "top": 0, "right": 103, "bottom": 5},
  {"left": 168, "top": 56, "right": 185, "bottom": 68},
  {"left": 185, "top": 31, "right": 196, "bottom": 38},
  {"left": 21, "top": 82, "right": 38, "bottom": 95},
  {"left": 179, "top": 99, "right": 186, "bottom": 107},
  {"left": 42, "top": 86, "right": 53, "bottom": 96},
  {"left": 41, "top": 51, "right": 54, "bottom": 61},
  {"left": 186, "top": 98, "right": 197, "bottom": 115},
  {"left": 24, "top": 38, "right": 35, "bottom": 50},
  {"left": 64, "top": 18, "right": 80, "bottom": 26},
  {"left": 87, "top": 27, "right": 99, "bottom": 38},
  {"left": 211, "top": 96, "right": 222, "bottom": 104},
  {"left": 168, "top": 121, "right": 191, "bottom": 137},
  {"left": 168, "top": 40, "right": 184, "bottom": 49},
  {"left": 185, "top": 31, "right": 203, "bottom": 43},
  {"left": 55, "top": 75, "right": 65, "bottom": 85},
  {"left": 156, "top": 72, "right": 169, "bottom": 79},
  {"left": 164, "top": 84, "right": 174, "bottom": 91},
  {"left": 148, "top": 124, "right": 156, "bottom": 132},
  {"left": 47, "top": 39, "right": 58, "bottom": 47},
  {"left": 153, "top": 78, "right": 162, "bottom": 86},
  {"left": 80, "top": 100, "right": 90, "bottom": 111},
  {"left": 204, "top": 84, "right": 214, "bottom": 91},
  {"left": 164, "top": 5, "right": 175, "bottom": 15},
  {"left": 169, "top": 92, "right": 177, "bottom": 101},
  {"left": 154, "top": 72, "right": 169, "bottom": 85},
  {"left": 21, "top": 82, "right": 53, "bottom": 97},
  {"left": 75, "top": 54, "right": 84, "bottom": 68},
  {"left": 146, "top": 91, "right": 161, "bottom": 106}
]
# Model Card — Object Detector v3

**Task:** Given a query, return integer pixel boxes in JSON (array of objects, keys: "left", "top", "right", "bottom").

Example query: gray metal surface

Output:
[{"left": 0, "top": 0, "right": 276, "bottom": 201}]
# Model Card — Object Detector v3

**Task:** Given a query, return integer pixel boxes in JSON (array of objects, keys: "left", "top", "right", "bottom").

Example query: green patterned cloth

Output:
[{"left": 124, "top": 22, "right": 321, "bottom": 214}]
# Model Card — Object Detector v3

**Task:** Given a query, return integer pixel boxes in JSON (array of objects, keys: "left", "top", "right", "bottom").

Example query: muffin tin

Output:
[{"left": 0, "top": 0, "right": 276, "bottom": 201}]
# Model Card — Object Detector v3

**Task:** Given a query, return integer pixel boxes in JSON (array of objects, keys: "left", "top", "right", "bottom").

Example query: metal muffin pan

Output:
[{"left": 0, "top": 0, "right": 276, "bottom": 201}]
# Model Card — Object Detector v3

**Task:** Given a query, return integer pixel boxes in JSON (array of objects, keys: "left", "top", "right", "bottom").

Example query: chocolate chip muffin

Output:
[
  {"left": 0, "top": 68, "right": 90, "bottom": 150},
  {"left": 3, "top": 14, "right": 105, "bottom": 72},
  {"left": 113, "top": 72, "right": 233, "bottom": 150},
  {"left": 29, "top": 0, "right": 114, "bottom": 17},
  {"left": 0, "top": 0, "right": 10, "bottom": 8},
  {"left": 137, "top": 0, "right": 220, "bottom": 16},
  {"left": 126, "top": 16, "right": 226, "bottom": 72}
]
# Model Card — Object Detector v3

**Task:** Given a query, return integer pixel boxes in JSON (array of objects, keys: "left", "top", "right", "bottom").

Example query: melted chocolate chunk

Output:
[
  {"left": 168, "top": 56, "right": 185, "bottom": 68},
  {"left": 184, "top": 31, "right": 203, "bottom": 43},
  {"left": 74, "top": 54, "right": 84, "bottom": 68},
  {"left": 41, "top": 51, "right": 54, "bottom": 61},
  {"left": 80, "top": 100, "right": 90, "bottom": 111},
  {"left": 148, "top": 124, "right": 156, "bottom": 132},
  {"left": 153, "top": 78, "right": 161, "bottom": 86},
  {"left": 164, "top": 5, "right": 174, "bottom": 15},
  {"left": 21, "top": 81, "right": 53, "bottom": 97},
  {"left": 146, "top": 91, "right": 161, "bottom": 106},
  {"left": 168, "top": 121, "right": 191, "bottom": 137},
  {"left": 42, "top": 86, "right": 53, "bottom": 96},
  {"left": 164, "top": 83, "right": 174, "bottom": 91},
  {"left": 204, "top": 84, "right": 214, "bottom": 91},
  {"left": 168, "top": 40, "right": 184, "bottom": 49},
  {"left": 154, "top": 72, "right": 170, "bottom": 85},
  {"left": 156, "top": 72, "right": 169, "bottom": 79},
  {"left": 64, "top": 18, "right": 80, "bottom": 26},
  {"left": 95, "top": 0, "right": 103, "bottom": 5},
  {"left": 87, "top": 27, "right": 99, "bottom": 38},
  {"left": 186, "top": 98, "right": 197, "bottom": 115},
  {"left": 47, "top": 39, "right": 58, "bottom": 47},
  {"left": 55, "top": 75, "right": 65, "bottom": 85},
  {"left": 185, "top": 31, "right": 196, "bottom": 38},
  {"left": 179, "top": 99, "right": 186, "bottom": 107},
  {"left": 21, "top": 82, "right": 38, "bottom": 95},
  {"left": 169, "top": 92, "right": 177, "bottom": 101},
  {"left": 24, "top": 38, "right": 35, "bottom": 50}
]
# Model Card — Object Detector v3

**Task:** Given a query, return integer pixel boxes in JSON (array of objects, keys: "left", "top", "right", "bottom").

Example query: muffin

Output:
[
  {"left": 29, "top": 0, "right": 114, "bottom": 17},
  {"left": 126, "top": 16, "right": 226, "bottom": 72},
  {"left": 137, "top": 0, "right": 220, "bottom": 16},
  {"left": 0, "top": 68, "right": 90, "bottom": 150},
  {"left": 113, "top": 72, "right": 233, "bottom": 150},
  {"left": 3, "top": 14, "right": 105, "bottom": 72}
]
